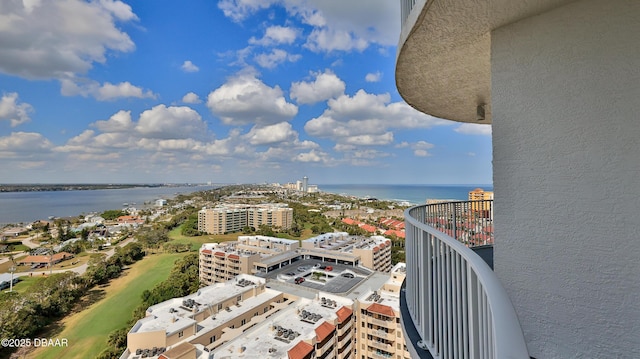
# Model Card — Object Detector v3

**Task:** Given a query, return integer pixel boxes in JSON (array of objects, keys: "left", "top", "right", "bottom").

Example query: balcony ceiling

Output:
[{"left": 395, "top": 0, "right": 575, "bottom": 124}]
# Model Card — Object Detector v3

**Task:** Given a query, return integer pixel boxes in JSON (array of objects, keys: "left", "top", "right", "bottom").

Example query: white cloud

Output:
[
  {"left": 217, "top": 0, "right": 278, "bottom": 22},
  {"left": 334, "top": 143, "right": 356, "bottom": 152},
  {"left": 0, "top": 93, "right": 33, "bottom": 127},
  {"left": 96, "top": 82, "right": 157, "bottom": 101},
  {"left": 92, "top": 110, "right": 135, "bottom": 133},
  {"left": 254, "top": 49, "right": 301, "bottom": 69},
  {"left": 365, "top": 71, "right": 382, "bottom": 82},
  {"left": 206, "top": 70, "right": 298, "bottom": 125},
  {"left": 344, "top": 132, "right": 394, "bottom": 146},
  {"left": 289, "top": 0, "right": 400, "bottom": 46},
  {"left": 411, "top": 141, "right": 435, "bottom": 157},
  {"left": 249, "top": 25, "right": 298, "bottom": 46},
  {"left": 0, "top": 132, "right": 52, "bottom": 154},
  {"left": 454, "top": 123, "right": 492, "bottom": 136},
  {"left": 136, "top": 105, "right": 208, "bottom": 140},
  {"left": 305, "top": 28, "right": 368, "bottom": 53},
  {"left": 60, "top": 79, "right": 156, "bottom": 101},
  {"left": 304, "top": 89, "right": 450, "bottom": 144},
  {"left": 294, "top": 149, "right": 329, "bottom": 163},
  {"left": 57, "top": 104, "right": 215, "bottom": 157},
  {"left": 182, "top": 92, "right": 201, "bottom": 104},
  {"left": 218, "top": 0, "right": 400, "bottom": 52},
  {"left": 0, "top": 0, "right": 137, "bottom": 79},
  {"left": 244, "top": 122, "right": 298, "bottom": 145},
  {"left": 290, "top": 70, "right": 345, "bottom": 105},
  {"left": 181, "top": 60, "right": 200, "bottom": 73}
]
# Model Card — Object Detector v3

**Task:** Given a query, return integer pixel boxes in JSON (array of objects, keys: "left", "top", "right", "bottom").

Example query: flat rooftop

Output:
[{"left": 213, "top": 295, "right": 351, "bottom": 358}]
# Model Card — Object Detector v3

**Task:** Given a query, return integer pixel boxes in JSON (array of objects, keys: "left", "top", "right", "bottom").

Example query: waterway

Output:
[{"left": 0, "top": 185, "right": 211, "bottom": 225}]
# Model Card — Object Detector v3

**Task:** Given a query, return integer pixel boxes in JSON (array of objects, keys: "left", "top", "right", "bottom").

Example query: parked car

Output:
[
  {"left": 319, "top": 265, "right": 326, "bottom": 270},
  {"left": 286, "top": 272, "right": 296, "bottom": 276},
  {"left": 325, "top": 266, "right": 333, "bottom": 271},
  {"left": 295, "top": 277, "right": 305, "bottom": 284},
  {"left": 341, "top": 273, "right": 354, "bottom": 278}
]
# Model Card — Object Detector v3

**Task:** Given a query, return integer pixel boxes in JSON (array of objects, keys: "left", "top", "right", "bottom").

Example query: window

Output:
[
  {"left": 241, "top": 318, "right": 246, "bottom": 325},
  {"left": 237, "top": 295, "right": 242, "bottom": 302},
  {"left": 218, "top": 303, "right": 223, "bottom": 310},
  {"left": 210, "top": 335, "right": 216, "bottom": 343},
  {"left": 178, "top": 331, "right": 184, "bottom": 338}
]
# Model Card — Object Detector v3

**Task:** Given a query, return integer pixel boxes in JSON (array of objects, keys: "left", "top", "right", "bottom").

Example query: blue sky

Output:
[{"left": 0, "top": 0, "right": 492, "bottom": 185}]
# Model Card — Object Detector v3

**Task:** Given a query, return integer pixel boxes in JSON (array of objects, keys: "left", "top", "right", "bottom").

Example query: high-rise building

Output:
[
  {"left": 396, "top": 1, "right": 639, "bottom": 358},
  {"left": 197, "top": 204, "right": 293, "bottom": 235},
  {"left": 467, "top": 188, "right": 493, "bottom": 202},
  {"left": 302, "top": 176, "right": 309, "bottom": 193}
]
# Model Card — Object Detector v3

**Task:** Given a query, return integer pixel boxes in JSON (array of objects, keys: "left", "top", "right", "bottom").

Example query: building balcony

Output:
[
  {"left": 368, "top": 328, "right": 393, "bottom": 340},
  {"left": 337, "top": 320, "right": 352, "bottom": 336},
  {"left": 398, "top": 0, "right": 570, "bottom": 125},
  {"left": 316, "top": 338, "right": 335, "bottom": 357},
  {"left": 337, "top": 341, "right": 352, "bottom": 358},
  {"left": 369, "top": 340, "right": 393, "bottom": 352},
  {"left": 366, "top": 316, "right": 393, "bottom": 328},
  {"left": 371, "top": 349, "right": 394, "bottom": 359},
  {"left": 402, "top": 201, "right": 528, "bottom": 358}
]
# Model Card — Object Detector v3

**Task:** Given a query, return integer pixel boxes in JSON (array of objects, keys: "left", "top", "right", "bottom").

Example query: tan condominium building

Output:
[
  {"left": 198, "top": 203, "right": 293, "bottom": 234},
  {"left": 199, "top": 233, "right": 393, "bottom": 286},
  {"left": 122, "top": 265, "right": 410, "bottom": 359},
  {"left": 468, "top": 187, "right": 494, "bottom": 214},
  {"left": 301, "top": 233, "right": 393, "bottom": 273},
  {"left": 355, "top": 263, "right": 411, "bottom": 359},
  {"left": 199, "top": 236, "right": 300, "bottom": 286}
]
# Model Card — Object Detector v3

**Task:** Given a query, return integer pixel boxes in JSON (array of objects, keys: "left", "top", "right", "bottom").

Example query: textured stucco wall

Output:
[{"left": 491, "top": 0, "right": 640, "bottom": 357}]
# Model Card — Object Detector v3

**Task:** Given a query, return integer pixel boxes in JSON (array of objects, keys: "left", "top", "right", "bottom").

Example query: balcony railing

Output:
[
  {"left": 403, "top": 201, "right": 529, "bottom": 359},
  {"left": 421, "top": 200, "right": 494, "bottom": 247}
]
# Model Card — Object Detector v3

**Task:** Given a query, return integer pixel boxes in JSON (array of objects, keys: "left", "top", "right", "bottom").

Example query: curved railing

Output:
[{"left": 403, "top": 201, "right": 529, "bottom": 359}]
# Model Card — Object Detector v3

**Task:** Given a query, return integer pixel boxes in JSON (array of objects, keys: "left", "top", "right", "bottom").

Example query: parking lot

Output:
[{"left": 262, "top": 258, "right": 371, "bottom": 294}]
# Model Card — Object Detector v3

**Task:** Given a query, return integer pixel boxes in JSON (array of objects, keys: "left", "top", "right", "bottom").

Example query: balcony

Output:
[{"left": 402, "top": 201, "right": 528, "bottom": 359}]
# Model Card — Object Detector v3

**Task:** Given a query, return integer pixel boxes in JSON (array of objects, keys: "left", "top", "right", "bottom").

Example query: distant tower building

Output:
[{"left": 302, "top": 176, "right": 309, "bottom": 193}]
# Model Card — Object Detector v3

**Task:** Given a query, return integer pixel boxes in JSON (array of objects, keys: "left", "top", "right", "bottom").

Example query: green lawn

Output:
[
  {"left": 0, "top": 276, "right": 39, "bottom": 299},
  {"left": 167, "top": 226, "right": 234, "bottom": 250},
  {"left": 31, "top": 252, "right": 186, "bottom": 359}
]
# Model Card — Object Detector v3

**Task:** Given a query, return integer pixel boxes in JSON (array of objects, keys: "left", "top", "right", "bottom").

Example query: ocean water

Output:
[{"left": 319, "top": 184, "right": 493, "bottom": 205}]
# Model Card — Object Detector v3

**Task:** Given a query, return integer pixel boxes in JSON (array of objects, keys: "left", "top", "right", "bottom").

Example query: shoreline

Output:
[{"left": 0, "top": 183, "right": 200, "bottom": 193}]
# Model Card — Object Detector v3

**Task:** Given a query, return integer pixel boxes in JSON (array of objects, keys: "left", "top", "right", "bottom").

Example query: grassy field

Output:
[
  {"left": 167, "top": 226, "right": 235, "bottom": 250},
  {"left": 29, "top": 252, "right": 186, "bottom": 359}
]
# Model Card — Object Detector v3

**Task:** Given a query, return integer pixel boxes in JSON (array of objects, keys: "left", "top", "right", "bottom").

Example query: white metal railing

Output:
[{"left": 404, "top": 202, "right": 529, "bottom": 359}]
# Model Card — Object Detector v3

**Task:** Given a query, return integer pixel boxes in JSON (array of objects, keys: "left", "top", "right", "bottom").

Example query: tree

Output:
[
  {"left": 101, "top": 209, "right": 127, "bottom": 220},
  {"left": 180, "top": 214, "right": 201, "bottom": 236}
]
